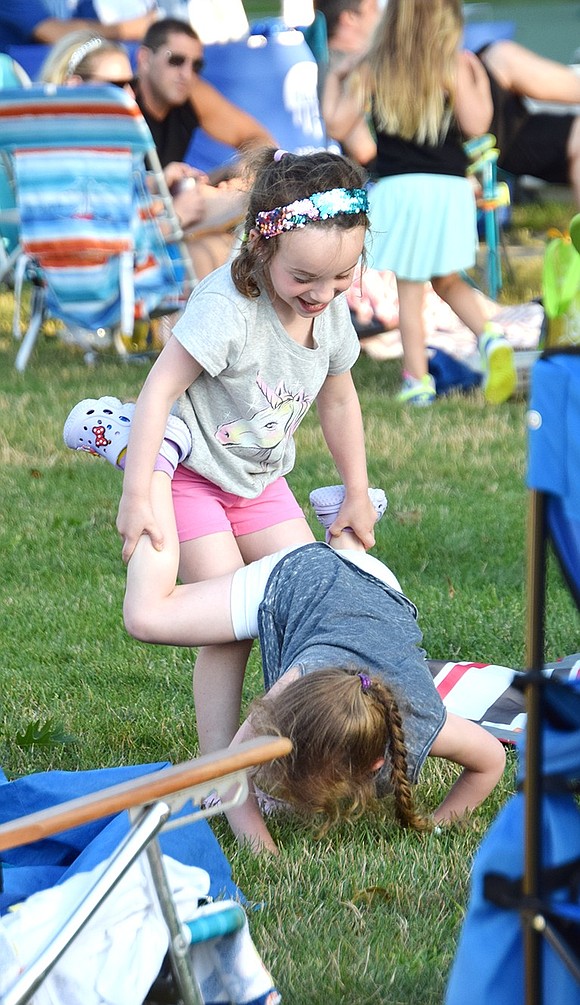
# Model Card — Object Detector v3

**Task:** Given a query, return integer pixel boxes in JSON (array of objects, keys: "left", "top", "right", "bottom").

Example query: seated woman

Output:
[
  {"left": 64, "top": 398, "right": 506, "bottom": 855},
  {"left": 39, "top": 30, "right": 250, "bottom": 279},
  {"left": 477, "top": 40, "right": 580, "bottom": 207}
]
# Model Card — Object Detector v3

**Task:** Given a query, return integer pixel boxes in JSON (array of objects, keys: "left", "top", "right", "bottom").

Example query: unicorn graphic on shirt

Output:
[{"left": 215, "top": 374, "right": 312, "bottom": 463}]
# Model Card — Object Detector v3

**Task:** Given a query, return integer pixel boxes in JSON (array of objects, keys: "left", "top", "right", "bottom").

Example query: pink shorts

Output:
[{"left": 171, "top": 466, "right": 305, "bottom": 543}]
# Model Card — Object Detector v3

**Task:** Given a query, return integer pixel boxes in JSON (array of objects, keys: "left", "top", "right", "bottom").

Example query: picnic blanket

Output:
[
  {"left": 431, "top": 652, "right": 580, "bottom": 744},
  {"left": 348, "top": 267, "right": 544, "bottom": 363}
]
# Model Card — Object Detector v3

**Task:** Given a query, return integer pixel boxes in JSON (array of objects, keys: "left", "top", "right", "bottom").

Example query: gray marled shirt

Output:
[
  {"left": 171, "top": 264, "right": 360, "bottom": 497},
  {"left": 257, "top": 543, "right": 446, "bottom": 791}
]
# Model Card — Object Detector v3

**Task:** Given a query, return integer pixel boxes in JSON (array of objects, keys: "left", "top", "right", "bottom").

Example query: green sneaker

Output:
[
  {"left": 479, "top": 323, "right": 516, "bottom": 404},
  {"left": 397, "top": 373, "right": 436, "bottom": 406}
]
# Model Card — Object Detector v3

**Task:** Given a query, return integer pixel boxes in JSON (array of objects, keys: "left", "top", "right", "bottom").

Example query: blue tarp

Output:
[{"left": 0, "top": 762, "right": 240, "bottom": 913}]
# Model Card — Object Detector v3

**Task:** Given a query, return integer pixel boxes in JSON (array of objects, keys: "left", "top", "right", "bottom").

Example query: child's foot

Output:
[
  {"left": 309, "top": 484, "right": 387, "bottom": 541},
  {"left": 479, "top": 323, "right": 516, "bottom": 404},
  {"left": 396, "top": 373, "right": 436, "bottom": 406},
  {"left": 63, "top": 396, "right": 191, "bottom": 472}
]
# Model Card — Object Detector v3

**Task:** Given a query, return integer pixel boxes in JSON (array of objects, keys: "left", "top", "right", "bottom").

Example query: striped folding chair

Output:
[{"left": 0, "top": 84, "right": 196, "bottom": 371}]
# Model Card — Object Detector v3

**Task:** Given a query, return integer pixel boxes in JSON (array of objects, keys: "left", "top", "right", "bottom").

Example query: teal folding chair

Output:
[{"left": 465, "top": 133, "right": 512, "bottom": 300}]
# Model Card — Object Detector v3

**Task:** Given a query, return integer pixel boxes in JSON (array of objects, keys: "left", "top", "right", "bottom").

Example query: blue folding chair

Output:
[
  {"left": 185, "top": 20, "right": 328, "bottom": 174},
  {"left": 446, "top": 348, "right": 580, "bottom": 1005},
  {"left": 0, "top": 737, "right": 290, "bottom": 1005}
]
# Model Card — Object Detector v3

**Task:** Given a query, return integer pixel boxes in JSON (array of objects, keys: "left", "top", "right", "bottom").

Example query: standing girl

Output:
[
  {"left": 356, "top": 0, "right": 516, "bottom": 405},
  {"left": 64, "top": 148, "right": 378, "bottom": 755}
]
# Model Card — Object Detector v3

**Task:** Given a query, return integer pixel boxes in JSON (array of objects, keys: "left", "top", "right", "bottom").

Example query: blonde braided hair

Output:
[{"left": 250, "top": 666, "right": 432, "bottom": 833}]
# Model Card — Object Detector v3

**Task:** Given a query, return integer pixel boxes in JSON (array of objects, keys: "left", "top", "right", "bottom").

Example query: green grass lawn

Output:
[{"left": 1, "top": 204, "right": 579, "bottom": 1001}]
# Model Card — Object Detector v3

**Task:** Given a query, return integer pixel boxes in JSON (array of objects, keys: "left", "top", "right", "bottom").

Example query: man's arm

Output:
[
  {"left": 32, "top": 10, "right": 157, "bottom": 44},
  {"left": 190, "top": 77, "right": 276, "bottom": 152}
]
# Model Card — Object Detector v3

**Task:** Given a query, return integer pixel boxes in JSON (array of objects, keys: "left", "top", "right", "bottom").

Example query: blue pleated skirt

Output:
[{"left": 367, "top": 173, "right": 478, "bottom": 281}]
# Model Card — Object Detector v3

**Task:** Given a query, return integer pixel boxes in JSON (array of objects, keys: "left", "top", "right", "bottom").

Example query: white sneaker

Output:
[{"left": 309, "top": 484, "right": 387, "bottom": 533}]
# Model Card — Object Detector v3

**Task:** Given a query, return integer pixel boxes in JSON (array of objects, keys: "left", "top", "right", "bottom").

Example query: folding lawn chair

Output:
[
  {"left": 464, "top": 133, "right": 512, "bottom": 300},
  {"left": 0, "top": 84, "right": 196, "bottom": 372},
  {"left": 0, "top": 55, "right": 30, "bottom": 288},
  {"left": 0, "top": 736, "right": 291, "bottom": 1005},
  {"left": 445, "top": 348, "right": 580, "bottom": 1005}
]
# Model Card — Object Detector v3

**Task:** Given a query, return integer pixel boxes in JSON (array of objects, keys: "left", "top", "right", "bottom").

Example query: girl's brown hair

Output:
[
  {"left": 361, "top": 0, "right": 464, "bottom": 145},
  {"left": 231, "top": 148, "right": 369, "bottom": 299},
  {"left": 250, "top": 666, "right": 431, "bottom": 833}
]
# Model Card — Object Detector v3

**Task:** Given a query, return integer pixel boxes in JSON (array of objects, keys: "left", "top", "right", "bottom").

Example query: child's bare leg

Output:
[
  {"left": 396, "top": 278, "right": 429, "bottom": 379},
  {"left": 431, "top": 272, "right": 490, "bottom": 335},
  {"left": 179, "top": 532, "right": 251, "bottom": 756},
  {"left": 181, "top": 517, "right": 314, "bottom": 756},
  {"left": 432, "top": 273, "right": 516, "bottom": 403},
  {"left": 236, "top": 518, "right": 315, "bottom": 563},
  {"left": 192, "top": 639, "right": 253, "bottom": 755},
  {"left": 192, "top": 517, "right": 315, "bottom": 754},
  {"left": 123, "top": 473, "right": 235, "bottom": 646}
]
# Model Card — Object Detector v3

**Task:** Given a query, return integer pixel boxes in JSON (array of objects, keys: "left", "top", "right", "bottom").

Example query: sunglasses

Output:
[
  {"left": 164, "top": 50, "right": 205, "bottom": 74},
  {"left": 84, "top": 76, "right": 133, "bottom": 89}
]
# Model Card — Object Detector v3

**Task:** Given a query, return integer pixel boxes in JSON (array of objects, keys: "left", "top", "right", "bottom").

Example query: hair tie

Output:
[
  {"left": 357, "top": 672, "right": 372, "bottom": 692},
  {"left": 273, "top": 149, "right": 288, "bottom": 162}
]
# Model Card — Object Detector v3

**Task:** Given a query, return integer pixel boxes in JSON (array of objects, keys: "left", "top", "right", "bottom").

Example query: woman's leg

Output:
[{"left": 481, "top": 40, "right": 580, "bottom": 104}]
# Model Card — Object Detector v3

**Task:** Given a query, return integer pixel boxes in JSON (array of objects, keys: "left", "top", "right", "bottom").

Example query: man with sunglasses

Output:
[
  {"left": 134, "top": 18, "right": 274, "bottom": 170},
  {"left": 132, "top": 18, "right": 275, "bottom": 276}
]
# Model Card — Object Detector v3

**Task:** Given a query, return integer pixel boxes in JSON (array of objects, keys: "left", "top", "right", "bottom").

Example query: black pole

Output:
[{"left": 523, "top": 488, "right": 547, "bottom": 1005}]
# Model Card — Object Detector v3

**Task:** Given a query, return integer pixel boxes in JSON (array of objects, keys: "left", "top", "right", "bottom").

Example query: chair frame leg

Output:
[
  {"left": 523, "top": 488, "right": 547, "bottom": 1005},
  {"left": 145, "top": 837, "right": 204, "bottom": 1005}
]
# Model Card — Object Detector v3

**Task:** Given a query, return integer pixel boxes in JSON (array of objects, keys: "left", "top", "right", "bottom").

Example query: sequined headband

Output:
[{"left": 254, "top": 187, "right": 369, "bottom": 240}]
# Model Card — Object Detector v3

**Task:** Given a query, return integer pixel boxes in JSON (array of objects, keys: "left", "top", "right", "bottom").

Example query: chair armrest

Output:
[{"left": 0, "top": 736, "right": 292, "bottom": 852}]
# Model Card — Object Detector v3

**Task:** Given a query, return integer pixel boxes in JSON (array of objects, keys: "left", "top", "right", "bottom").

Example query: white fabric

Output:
[
  {"left": 93, "top": 0, "right": 158, "bottom": 22},
  {"left": 0, "top": 855, "right": 275, "bottom": 1005}
]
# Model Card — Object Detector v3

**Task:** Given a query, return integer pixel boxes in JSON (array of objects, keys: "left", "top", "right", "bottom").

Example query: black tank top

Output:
[
  {"left": 373, "top": 116, "right": 468, "bottom": 179},
  {"left": 134, "top": 87, "right": 200, "bottom": 167}
]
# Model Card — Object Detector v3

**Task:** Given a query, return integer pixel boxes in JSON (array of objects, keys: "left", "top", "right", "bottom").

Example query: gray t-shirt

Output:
[
  {"left": 257, "top": 543, "right": 446, "bottom": 790},
  {"left": 171, "top": 264, "right": 360, "bottom": 497}
]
